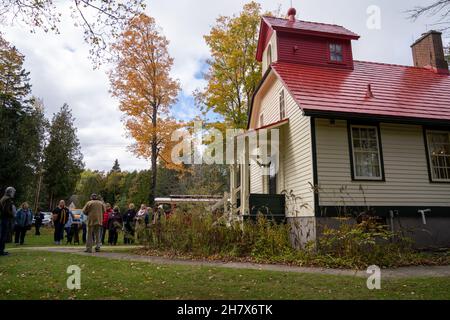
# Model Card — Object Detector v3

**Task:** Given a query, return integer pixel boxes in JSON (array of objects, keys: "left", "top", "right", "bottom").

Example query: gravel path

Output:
[{"left": 15, "top": 246, "right": 450, "bottom": 279}]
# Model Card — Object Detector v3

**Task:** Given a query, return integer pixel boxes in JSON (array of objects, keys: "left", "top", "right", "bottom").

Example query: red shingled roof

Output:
[
  {"left": 271, "top": 61, "right": 450, "bottom": 122},
  {"left": 262, "top": 16, "right": 360, "bottom": 40}
]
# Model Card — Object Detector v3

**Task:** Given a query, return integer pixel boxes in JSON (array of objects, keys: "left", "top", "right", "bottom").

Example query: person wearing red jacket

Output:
[{"left": 101, "top": 203, "right": 113, "bottom": 245}]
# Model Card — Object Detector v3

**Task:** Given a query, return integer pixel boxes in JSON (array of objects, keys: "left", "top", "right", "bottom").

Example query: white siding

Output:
[
  {"left": 258, "top": 76, "right": 283, "bottom": 125},
  {"left": 316, "top": 119, "right": 450, "bottom": 207},
  {"left": 262, "top": 31, "right": 278, "bottom": 74},
  {"left": 283, "top": 102, "right": 315, "bottom": 217},
  {"left": 249, "top": 76, "right": 315, "bottom": 217},
  {"left": 250, "top": 163, "right": 263, "bottom": 194}
]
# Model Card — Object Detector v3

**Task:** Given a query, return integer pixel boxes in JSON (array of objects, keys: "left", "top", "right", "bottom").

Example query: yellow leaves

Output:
[
  {"left": 109, "top": 13, "right": 182, "bottom": 171},
  {"left": 197, "top": 1, "right": 262, "bottom": 129}
]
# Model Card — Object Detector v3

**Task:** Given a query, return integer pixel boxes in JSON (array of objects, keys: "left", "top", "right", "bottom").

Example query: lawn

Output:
[{"left": 0, "top": 250, "right": 450, "bottom": 300}]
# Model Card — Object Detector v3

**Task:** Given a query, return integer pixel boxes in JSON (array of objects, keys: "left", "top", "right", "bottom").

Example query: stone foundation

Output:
[{"left": 287, "top": 216, "right": 450, "bottom": 249}]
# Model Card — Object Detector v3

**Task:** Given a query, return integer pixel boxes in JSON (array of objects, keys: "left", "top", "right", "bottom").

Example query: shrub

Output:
[
  {"left": 136, "top": 210, "right": 444, "bottom": 269},
  {"left": 313, "top": 218, "right": 416, "bottom": 268},
  {"left": 138, "top": 210, "right": 292, "bottom": 259}
]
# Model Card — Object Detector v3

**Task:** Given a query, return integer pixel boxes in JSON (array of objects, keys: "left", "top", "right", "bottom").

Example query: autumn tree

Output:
[
  {"left": 196, "top": 1, "right": 263, "bottom": 129},
  {"left": 109, "top": 14, "right": 180, "bottom": 207},
  {"left": 0, "top": 34, "right": 31, "bottom": 108},
  {"left": 0, "top": 0, "right": 145, "bottom": 65},
  {"left": 75, "top": 170, "right": 105, "bottom": 206}
]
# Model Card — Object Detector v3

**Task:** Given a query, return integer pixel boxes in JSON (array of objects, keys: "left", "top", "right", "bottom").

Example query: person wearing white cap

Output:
[{"left": 0, "top": 187, "right": 16, "bottom": 256}]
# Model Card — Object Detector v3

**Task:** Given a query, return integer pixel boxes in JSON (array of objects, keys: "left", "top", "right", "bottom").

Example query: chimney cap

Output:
[
  {"left": 287, "top": 7, "right": 296, "bottom": 22},
  {"left": 411, "top": 30, "right": 443, "bottom": 48}
]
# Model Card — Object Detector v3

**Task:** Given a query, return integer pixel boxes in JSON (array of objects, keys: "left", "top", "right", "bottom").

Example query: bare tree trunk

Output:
[
  {"left": 149, "top": 106, "right": 158, "bottom": 209},
  {"left": 49, "top": 192, "right": 53, "bottom": 210}
]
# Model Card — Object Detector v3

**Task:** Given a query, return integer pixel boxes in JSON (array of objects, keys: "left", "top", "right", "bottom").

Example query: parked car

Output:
[{"left": 32, "top": 212, "right": 53, "bottom": 227}]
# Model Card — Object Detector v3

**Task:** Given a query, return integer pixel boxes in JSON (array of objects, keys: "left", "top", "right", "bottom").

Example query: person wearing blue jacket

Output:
[{"left": 14, "top": 202, "right": 33, "bottom": 245}]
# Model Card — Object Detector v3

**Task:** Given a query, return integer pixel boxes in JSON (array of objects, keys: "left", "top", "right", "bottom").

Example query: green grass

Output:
[{"left": 0, "top": 251, "right": 450, "bottom": 300}]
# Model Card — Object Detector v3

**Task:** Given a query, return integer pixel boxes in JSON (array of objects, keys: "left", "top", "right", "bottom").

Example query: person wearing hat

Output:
[
  {"left": 0, "top": 187, "right": 16, "bottom": 256},
  {"left": 82, "top": 193, "right": 106, "bottom": 253}
]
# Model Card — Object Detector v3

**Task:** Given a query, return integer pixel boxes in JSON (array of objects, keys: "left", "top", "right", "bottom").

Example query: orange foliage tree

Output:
[{"left": 109, "top": 13, "right": 181, "bottom": 206}]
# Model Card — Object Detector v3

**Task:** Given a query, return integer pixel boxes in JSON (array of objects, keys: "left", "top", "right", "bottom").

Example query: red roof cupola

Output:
[{"left": 256, "top": 8, "right": 360, "bottom": 73}]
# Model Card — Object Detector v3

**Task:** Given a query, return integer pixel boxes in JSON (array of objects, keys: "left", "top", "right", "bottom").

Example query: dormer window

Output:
[
  {"left": 267, "top": 44, "right": 273, "bottom": 67},
  {"left": 329, "top": 43, "right": 343, "bottom": 63}
]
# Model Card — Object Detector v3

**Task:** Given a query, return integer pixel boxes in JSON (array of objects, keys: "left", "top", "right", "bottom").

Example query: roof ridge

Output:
[
  {"left": 354, "top": 60, "right": 426, "bottom": 70},
  {"left": 263, "top": 15, "right": 344, "bottom": 28}
]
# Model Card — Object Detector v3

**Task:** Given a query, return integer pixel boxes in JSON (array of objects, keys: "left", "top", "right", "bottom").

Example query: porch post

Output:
[
  {"left": 241, "top": 136, "right": 250, "bottom": 216},
  {"left": 230, "top": 164, "right": 236, "bottom": 211}
]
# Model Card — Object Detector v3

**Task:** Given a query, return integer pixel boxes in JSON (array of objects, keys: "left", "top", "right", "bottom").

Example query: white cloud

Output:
[{"left": 2, "top": 0, "right": 445, "bottom": 171}]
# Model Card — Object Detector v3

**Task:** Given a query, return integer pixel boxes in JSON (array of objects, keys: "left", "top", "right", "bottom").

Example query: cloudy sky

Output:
[{"left": 2, "top": 0, "right": 447, "bottom": 171}]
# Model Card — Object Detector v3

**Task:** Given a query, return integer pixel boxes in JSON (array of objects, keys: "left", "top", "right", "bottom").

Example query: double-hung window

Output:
[
  {"left": 267, "top": 44, "right": 272, "bottom": 67},
  {"left": 425, "top": 131, "right": 450, "bottom": 182},
  {"left": 350, "top": 125, "right": 383, "bottom": 180},
  {"left": 329, "top": 43, "right": 343, "bottom": 63}
]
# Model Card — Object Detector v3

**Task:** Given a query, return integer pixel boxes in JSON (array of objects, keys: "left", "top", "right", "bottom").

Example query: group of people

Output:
[
  {"left": 53, "top": 195, "right": 151, "bottom": 253},
  {"left": 0, "top": 186, "right": 153, "bottom": 256}
]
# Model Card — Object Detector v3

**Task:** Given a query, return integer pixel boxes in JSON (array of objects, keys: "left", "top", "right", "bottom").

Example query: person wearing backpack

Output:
[
  {"left": 0, "top": 187, "right": 16, "bottom": 256},
  {"left": 14, "top": 202, "right": 33, "bottom": 245}
]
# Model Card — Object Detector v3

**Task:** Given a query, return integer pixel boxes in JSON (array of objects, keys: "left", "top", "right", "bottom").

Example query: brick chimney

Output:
[{"left": 411, "top": 30, "right": 449, "bottom": 74}]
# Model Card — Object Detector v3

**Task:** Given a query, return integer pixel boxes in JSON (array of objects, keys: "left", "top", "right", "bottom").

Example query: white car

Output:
[{"left": 32, "top": 212, "right": 53, "bottom": 226}]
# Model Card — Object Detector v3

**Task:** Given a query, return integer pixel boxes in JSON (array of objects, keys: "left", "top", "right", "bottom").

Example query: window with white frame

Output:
[
  {"left": 329, "top": 43, "right": 343, "bottom": 63},
  {"left": 350, "top": 125, "right": 383, "bottom": 180},
  {"left": 426, "top": 131, "right": 450, "bottom": 181},
  {"left": 279, "top": 90, "right": 286, "bottom": 120},
  {"left": 267, "top": 44, "right": 272, "bottom": 67}
]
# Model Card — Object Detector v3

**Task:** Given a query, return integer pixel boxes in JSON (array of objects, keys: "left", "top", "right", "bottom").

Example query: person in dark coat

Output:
[
  {"left": 52, "top": 200, "right": 70, "bottom": 245},
  {"left": 34, "top": 209, "right": 44, "bottom": 236},
  {"left": 102, "top": 203, "right": 112, "bottom": 245},
  {"left": 108, "top": 206, "right": 122, "bottom": 245},
  {"left": 123, "top": 203, "right": 136, "bottom": 244},
  {"left": 14, "top": 202, "right": 33, "bottom": 245},
  {"left": 0, "top": 187, "right": 16, "bottom": 256}
]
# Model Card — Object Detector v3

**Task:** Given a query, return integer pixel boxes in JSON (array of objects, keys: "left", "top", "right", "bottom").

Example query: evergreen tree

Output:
[
  {"left": 0, "top": 35, "right": 46, "bottom": 203},
  {"left": 43, "top": 103, "right": 84, "bottom": 208},
  {"left": 111, "top": 159, "right": 121, "bottom": 173}
]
